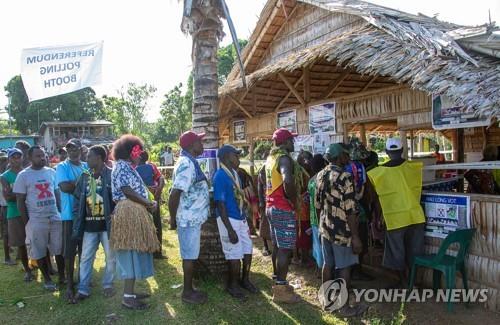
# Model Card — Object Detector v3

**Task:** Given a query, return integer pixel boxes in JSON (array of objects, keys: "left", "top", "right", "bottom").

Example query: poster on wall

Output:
[
  {"left": 233, "top": 120, "right": 246, "bottom": 143},
  {"left": 294, "top": 135, "right": 313, "bottom": 153},
  {"left": 197, "top": 149, "right": 219, "bottom": 185},
  {"left": 432, "top": 95, "right": 490, "bottom": 130},
  {"left": 309, "top": 102, "right": 336, "bottom": 134},
  {"left": 421, "top": 193, "right": 471, "bottom": 239},
  {"left": 313, "top": 133, "right": 331, "bottom": 154},
  {"left": 277, "top": 109, "right": 297, "bottom": 133}
]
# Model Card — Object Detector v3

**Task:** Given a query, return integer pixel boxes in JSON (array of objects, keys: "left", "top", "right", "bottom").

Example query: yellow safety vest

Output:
[{"left": 368, "top": 161, "right": 425, "bottom": 231}]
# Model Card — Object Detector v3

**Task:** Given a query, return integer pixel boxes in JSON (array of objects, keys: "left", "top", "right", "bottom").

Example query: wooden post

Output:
[
  {"left": 249, "top": 138, "right": 255, "bottom": 177},
  {"left": 343, "top": 123, "right": 350, "bottom": 143},
  {"left": 360, "top": 123, "right": 367, "bottom": 146},
  {"left": 410, "top": 130, "right": 414, "bottom": 159},
  {"left": 457, "top": 128, "right": 465, "bottom": 192},
  {"left": 400, "top": 130, "right": 408, "bottom": 159},
  {"left": 303, "top": 67, "right": 310, "bottom": 104}
]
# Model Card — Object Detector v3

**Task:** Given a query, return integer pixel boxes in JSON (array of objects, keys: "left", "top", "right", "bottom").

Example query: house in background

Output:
[
  {"left": 39, "top": 120, "right": 115, "bottom": 154},
  {"left": 0, "top": 135, "right": 40, "bottom": 150}
]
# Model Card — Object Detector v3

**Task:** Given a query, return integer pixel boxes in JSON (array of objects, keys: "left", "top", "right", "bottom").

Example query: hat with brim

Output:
[
  {"left": 66, "top": 138, "right": 82, "bottom": 148},
  {"left": 179, "top": 131, "right": 205, "bottom": 149},
  {"left": 217, "top": 145, "right": 242, "bottom": 158}
]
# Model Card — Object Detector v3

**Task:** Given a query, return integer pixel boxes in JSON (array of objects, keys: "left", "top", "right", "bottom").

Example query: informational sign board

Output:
[
  {"left": 421, "top": 193, "right": 471, "bottom": 238},
  {"left": 313, "top": 133, "right": 331, "bottom": 154},
  {"left": 21, "top": 42, "right": 103, "bottom": 102},
  {"left": 294, "top": 135, "right": 313, "bottom": 153},
  {"left": 309, "top": 102, "right": 336, "bottom": 134},
  {"left": 233, "top": 120, "right": 246, "bottom": 143},
  {"left": 432, "top": 95, "right": 490, "bottom": 130},
  {"left": 277, "top": 109, "right": 297, "bottom": 133},
  {"left": 197, "top": 149, "right": 218, "bottom": 184}
]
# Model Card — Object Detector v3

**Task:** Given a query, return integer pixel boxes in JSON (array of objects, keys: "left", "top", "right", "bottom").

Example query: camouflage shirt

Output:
[{"left": 314, "top": 164, "right": 357, "bottom": 246}]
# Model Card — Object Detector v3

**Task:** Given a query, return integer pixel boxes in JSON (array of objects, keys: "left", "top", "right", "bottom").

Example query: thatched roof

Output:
[{"left": 220, "top": 0, "right": 500, "bottom": 119}]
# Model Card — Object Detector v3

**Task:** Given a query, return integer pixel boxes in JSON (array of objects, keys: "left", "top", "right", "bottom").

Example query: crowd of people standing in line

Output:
[{"left": 0, "top": 126, "right": 430, "bottom": 315}]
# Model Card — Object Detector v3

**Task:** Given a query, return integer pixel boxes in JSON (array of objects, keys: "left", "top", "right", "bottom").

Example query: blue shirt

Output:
[
  {"left": 213, "top": 168, "right": 244, "bottom": 220},
  {"left": 56, "top": 160, "right": 88, "bottom": 221},
  {"left": 112, "top": 160, "right": 148, "bottom": 201}
]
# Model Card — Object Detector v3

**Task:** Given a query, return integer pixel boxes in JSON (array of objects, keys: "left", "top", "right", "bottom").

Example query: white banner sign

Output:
[{"left": 21, "top": 42, "right": 103, "bottom": 102}]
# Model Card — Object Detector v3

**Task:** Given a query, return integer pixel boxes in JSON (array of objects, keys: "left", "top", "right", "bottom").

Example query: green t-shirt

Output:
[
  {"left": 1, "top": 169, "right": 21, "bottom": 219},
  {"left": 308, "top": 176, "right": 319, "bottom": 226}
]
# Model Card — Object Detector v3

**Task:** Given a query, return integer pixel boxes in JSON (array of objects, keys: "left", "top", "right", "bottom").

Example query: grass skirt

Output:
[{"left": 110, "top": 199, "right": 160, "bottom": 253}]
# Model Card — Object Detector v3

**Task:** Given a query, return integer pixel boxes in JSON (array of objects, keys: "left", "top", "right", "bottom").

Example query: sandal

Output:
[
  {"left": 75, "top": 292, "right": 89, "bottom": 302},
  {"left": 226, "top": 286, "right": 248, "bottom": 301},
  {"left": 43, "top": 282, "right": 57, "bottom": 292},
  {"left": 24, "top": 272, "right": 34, "bottom": 282},
  {"left": 103, "top": 288, "right": 116, "bottom": 298},
  {"left": 134, "top": 292, "right": 150, "bottom": 300},
  {"left": 4, "top": 259, "right": 17, "bottom": 266},
  {"left": 122, "top": 297, "right": 148, "bottom": 310},
  {"left": 262, "top": 250, "right": 271, "bottom": 257},
  {"left": 240, "top": 281, "right": 259, "bottom": 294},
  {"left": 182, "top": 290, "right": 207, "bottom": 305}
]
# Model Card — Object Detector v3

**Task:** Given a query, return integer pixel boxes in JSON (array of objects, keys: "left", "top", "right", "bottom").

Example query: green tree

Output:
[
  {"left": 159, "top": 83, "right": 192, "bottom": 139},
  {"left": 217, "top": 39, "right": 248, "bottom": 85},
  {"left": 4, "top": 75, "right": 103, "bottom": 134},
  {"left": 101, "top": 83, "right": 157, "bottom": 138}
]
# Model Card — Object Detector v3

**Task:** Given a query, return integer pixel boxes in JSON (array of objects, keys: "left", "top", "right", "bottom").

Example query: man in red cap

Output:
[
  {"left": 264, "top": 128, "right": 301, "bottom": 303},
  {"left": 168, "top": 131, "right": 210, "bottom": 304}
]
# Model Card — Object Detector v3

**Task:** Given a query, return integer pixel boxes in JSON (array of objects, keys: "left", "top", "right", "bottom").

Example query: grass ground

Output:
[{"left": 0, "top": 221, "right": 498, "bottom": 324}]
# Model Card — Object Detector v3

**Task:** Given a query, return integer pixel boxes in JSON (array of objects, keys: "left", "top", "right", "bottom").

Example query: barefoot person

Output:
[
  {"left": 73, "top": 145, "right": 116, "bottom": 301},
  {"left": 168, "top": 131, "right": 209, "bottom": 305},
  {"left": 14, "top": 146, "right": 64, "bottom": 291},
  {"left": 214, "top": 145, "right": 258, "bottom": 300},
  {"left": 110, "top": 135, "right": 160, "bottom": 310}
]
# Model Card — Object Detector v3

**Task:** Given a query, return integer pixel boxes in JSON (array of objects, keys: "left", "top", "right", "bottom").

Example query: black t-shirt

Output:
[{"left": 84, "top": 175, "right": 106, "bottom": 232}]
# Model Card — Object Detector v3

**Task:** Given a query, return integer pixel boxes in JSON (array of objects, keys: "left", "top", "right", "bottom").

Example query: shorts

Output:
[
  {"left": 0, "top": 206, "right": 7, "bottom": 239},
  {"left": 321, "top": 236, "right": 359, "bottom": 269},
  {"left": 8, "top": 217, "right": 27, "bottom": 247},
  {"left": 177, "top": 224, "right": 201, "bottom": 260},
  {"left": 217, "top": 217, "right": 253, "bottom": 260},
  {"left": 267, "top": 207, "right": 297, "bottom": 250},
  {"left": 383, "top": 223, "right": 425, "bottom": 271},
  {"left": 62, "top": 220, "right": 82, "bottom": 259},
  {"left": 25, "top": 217, "right": 63, "bottom": 260}
]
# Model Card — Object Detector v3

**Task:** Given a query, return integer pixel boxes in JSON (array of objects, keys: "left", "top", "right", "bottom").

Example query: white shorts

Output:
[{"left": 217, "top": 217, "right": 253, "bottom": 260}]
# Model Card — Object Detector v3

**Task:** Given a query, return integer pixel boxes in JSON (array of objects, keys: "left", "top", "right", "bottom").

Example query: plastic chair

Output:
[{"left": 408, "top": 228, "right": 476, "bottom": 312}]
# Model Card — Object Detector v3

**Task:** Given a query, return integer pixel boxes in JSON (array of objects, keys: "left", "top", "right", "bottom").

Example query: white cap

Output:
[{"left": 386, "top": 138, "right": 402, "bottom": 151}]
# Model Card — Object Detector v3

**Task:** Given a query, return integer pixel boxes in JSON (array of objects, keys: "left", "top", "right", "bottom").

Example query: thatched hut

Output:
[{"left": 218, "top": 0, "right": 500, "bottom": 311}]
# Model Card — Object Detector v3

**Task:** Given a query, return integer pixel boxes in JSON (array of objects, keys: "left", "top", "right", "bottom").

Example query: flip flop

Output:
[
  {"left": 122, "top": 298, "right": 148, "bottom": 310},
  {"left": 226, "top": 287, "right": 248, "bottom": 301},
  {"left": 134, "top": 292, "right": 150, "bottom": 300},
  {"left": 4, "top": 259, "right": 17, "bottom": 266},
  {"left": 24, "top": 272, "right": 34, "bottom": 282},
  {"left": 43, "top": 282, "right": 57, "bottom": 292},
  {"left": 182, "top": 291, "right": 207, "bottom": 305}
]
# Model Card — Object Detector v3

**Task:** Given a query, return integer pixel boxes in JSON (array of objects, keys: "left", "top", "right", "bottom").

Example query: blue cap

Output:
[
  {"left": 217, "top": 145, "right": 242, "bottom": 158},
  {"left": 8, "top": 148, "right": 23, "bottom": 158}
]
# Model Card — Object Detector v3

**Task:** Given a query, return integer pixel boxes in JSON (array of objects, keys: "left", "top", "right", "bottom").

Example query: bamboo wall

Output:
[
  {"left": 260, "top": 4, "right": 365, "bottom": 67},
  {"left": 464, "top": 124, "right": 500, "bottom": 154},
  {"left": 423, "top": 194, "right": 500, "bottom": 311},
  {"left": 225, "top": 87, "right": 432, "bottom": 143}
]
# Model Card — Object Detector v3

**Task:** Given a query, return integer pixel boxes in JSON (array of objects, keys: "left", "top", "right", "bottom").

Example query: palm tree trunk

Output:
[
  {"left": 186, "top": 0, "right": 222, "bottom": 149},
  {"left": 183, "top": 0, "right": 227, "bottom": 276}
]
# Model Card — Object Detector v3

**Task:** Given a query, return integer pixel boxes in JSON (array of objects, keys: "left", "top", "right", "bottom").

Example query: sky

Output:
[{"left": 0, "top": 0, "right": 498, "bottom": 122}]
